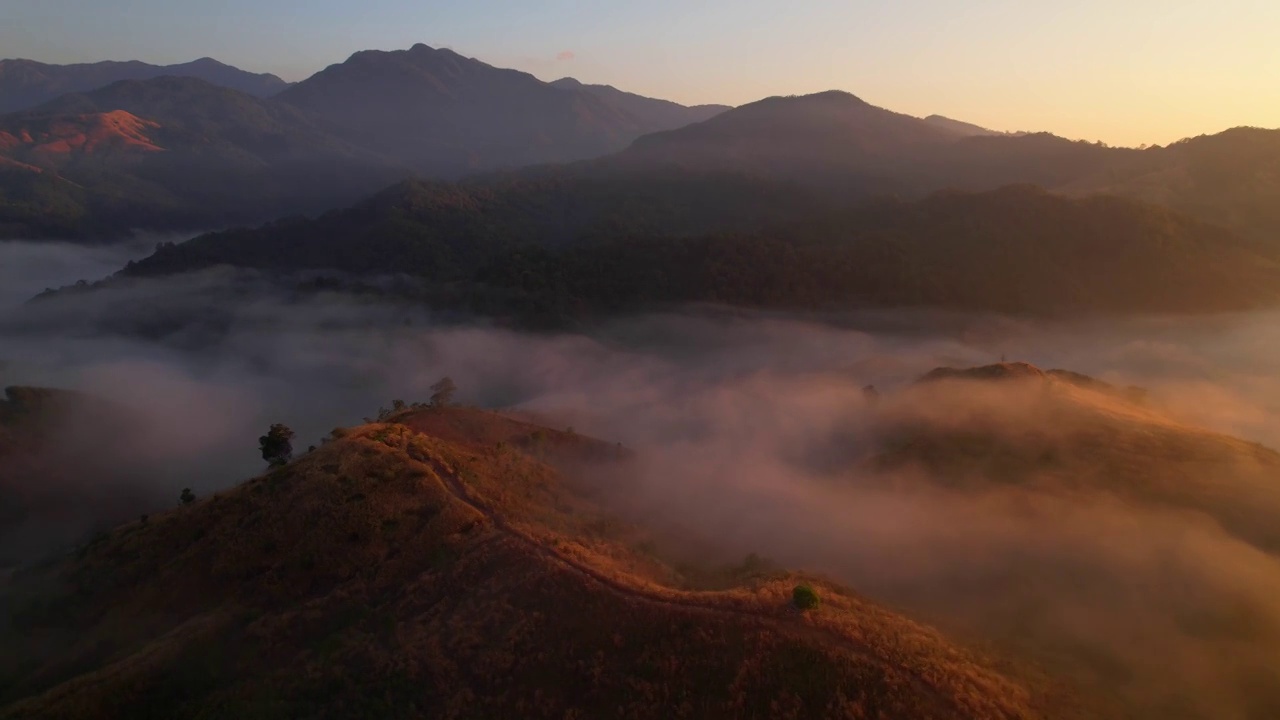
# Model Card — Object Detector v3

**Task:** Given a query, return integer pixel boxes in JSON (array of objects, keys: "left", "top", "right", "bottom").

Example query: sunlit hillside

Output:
[{"left": 0, "top": 408, "right": 1043, "bottom": 720}]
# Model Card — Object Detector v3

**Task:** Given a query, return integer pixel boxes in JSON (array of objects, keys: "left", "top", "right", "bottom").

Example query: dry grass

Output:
[{"left": 1, "top": 407, "right": 1044, "bottom": 719}]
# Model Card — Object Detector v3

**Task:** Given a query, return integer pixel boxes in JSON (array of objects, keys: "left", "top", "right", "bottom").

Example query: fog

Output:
[
  {"left": 0, "top": 238, "right": 162, "bottom": 308},
  {"left": 2, "top": 240, "right": 1280, "bottom": 718}
]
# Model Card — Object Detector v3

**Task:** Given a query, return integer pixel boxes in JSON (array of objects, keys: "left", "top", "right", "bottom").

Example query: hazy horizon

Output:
[{"left": 4, "top": 0, "right": 1278, "bottom": 147}]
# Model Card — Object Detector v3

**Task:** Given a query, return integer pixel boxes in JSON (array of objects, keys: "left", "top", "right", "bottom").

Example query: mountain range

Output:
[
  {"left": 3, "top": 43, "right": 1280, "bottom": 321},
  {"left": 0, "top": 57, "right": 290, "bottom": 113},
  {"left": 0, "top": 76, "right": 405, "bottom": 236},
  {"left": 620, "top": 92, "right": 1280, "bottom": 243},
  {"left": 0, "top": 45, "right": 737, "bottom": 237}
]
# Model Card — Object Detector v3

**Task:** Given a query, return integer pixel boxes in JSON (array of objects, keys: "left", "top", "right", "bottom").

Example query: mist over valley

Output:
[{"left": 4, "top": 237, "right": 1280, "bottom": 717}]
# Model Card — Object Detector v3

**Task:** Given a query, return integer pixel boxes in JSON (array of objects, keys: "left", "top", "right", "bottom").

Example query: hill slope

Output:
[
  {"left": 850, "top": 364, "right": 1280, "bottom": 719},
  {"left": 883, "top": 364, "right": 1280, "bottom": 551},
  {"left": 0, "top": 408, "right": 1039, "bottom": 719},
  {"left": 550, "top": 77, "right": 730, "bottom": 129},
  {"left": 0, "top": 57, "right": 289, "bottom": 113},
  {"left": 1062, "top": 127, "right": 1280, "bottom": 243},
  {"left": 0, "top": 77, "right": 405, "bottom": 236}
]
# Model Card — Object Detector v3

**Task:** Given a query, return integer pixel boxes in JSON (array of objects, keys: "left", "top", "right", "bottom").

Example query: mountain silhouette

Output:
[
  {"left": 622, "top": 90, "right": 960, "bottom": 178},
  {"left": 275, "top": 44, "right": 713, "bottom": 175},
  {"left": 0, "top": 57, "right": 289, "bottom": 113}
]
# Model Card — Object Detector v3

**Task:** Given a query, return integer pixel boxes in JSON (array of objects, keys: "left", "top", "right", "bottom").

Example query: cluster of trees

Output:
[{"left": 368, "top": 378, "right": 459, "bottom": 422}]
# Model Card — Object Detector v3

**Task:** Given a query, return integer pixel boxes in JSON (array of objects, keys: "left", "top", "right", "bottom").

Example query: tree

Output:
[
  {"left": 429, "top": 377, "right": 457, "bottom": 408},
  {"left": 792, "top": 584, "right": 820, "bottom": 611},
  {"left": 179, "top": 488, "right": 196, "bottom": 506},
  {"left": 259, "top": 423, "right": 296, "bottom": 467}
]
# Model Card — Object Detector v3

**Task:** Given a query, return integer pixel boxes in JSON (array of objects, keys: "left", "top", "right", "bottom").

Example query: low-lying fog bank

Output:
[
  {"left": 0, "top": 238, "right": 176, "bottom": 309},
  {"left": 3, "top": 242, "right": 1280, "bottom": 718}
]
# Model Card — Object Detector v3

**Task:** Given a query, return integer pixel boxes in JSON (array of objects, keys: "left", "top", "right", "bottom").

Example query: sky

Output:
[{"left": 2, "top": 0, "right": 1278, "bottom": 147}]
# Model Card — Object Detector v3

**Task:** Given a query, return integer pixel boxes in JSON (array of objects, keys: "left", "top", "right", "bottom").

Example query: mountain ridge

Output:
[
  {"left": 550, "top": 76, "right": 730, "bottom": 128},
  {"left": 0, "top": 56, "right": 290, "bottom": 113}
]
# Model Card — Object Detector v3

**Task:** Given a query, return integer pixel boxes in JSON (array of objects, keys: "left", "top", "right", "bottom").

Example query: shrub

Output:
[
  {"left": 179, "top": 488, "right": 196, "bottom": 506},
  {"left": 792, "top": 584, "right": 820, "bottom": 611}
]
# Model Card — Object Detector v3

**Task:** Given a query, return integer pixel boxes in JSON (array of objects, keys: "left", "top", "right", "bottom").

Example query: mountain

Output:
[
  {"left": 618, "top": 90, "right": 1106, "bottom": 182},
  {"left": 0, "top": 76, "right": 406, "bottom": 237},
  {"left": 116, "top": 180, "right": 1280, "bottom": 322},
  {"left": 274, "top": 44, "right": 705, "bottom": 175},
  {"left": 620, "top": 91, "right": 961, "bottom": 186},
  {"left": 616, "top": 91, "right": 1136, "bottom": 194},
  {"left": 0, "top": 57, "right": 290, "bottom": 113},
  {"left": 550, "top": 77, "right": 730, "bottom": 130},
  {"left": 0, "top": 406, "right": 1040, "bottom": 719},
  {"left": 1062, "top": 126, "right": 1280, "bottom": 243}
]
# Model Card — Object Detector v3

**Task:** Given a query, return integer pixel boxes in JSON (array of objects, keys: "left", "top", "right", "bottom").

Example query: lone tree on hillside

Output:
[
  {"left": 179, "top": 488, "right": 196, "bottom": 506},
  {"left": 792, "top": 584, "right": 821, "bottom": 611},
  {"left": 429, "top": 377, "right": 457, "bottom": 408},
  {"left": 259, "top": 423, "right": 296, "bottom": 467}
]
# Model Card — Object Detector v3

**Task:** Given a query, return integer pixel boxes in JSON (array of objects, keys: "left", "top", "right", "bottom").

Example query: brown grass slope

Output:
[
  {"left": 877, "top": 365, "right": 1280, "bottom": 552},
  {"left": 0, "top": 409, "right": 1041, "bottom": 720}
]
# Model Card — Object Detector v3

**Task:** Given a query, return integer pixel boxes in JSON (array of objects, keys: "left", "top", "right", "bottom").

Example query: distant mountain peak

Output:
[
  {"left": 275, "top": 46, "right": 728, "bottom": 174},
  {"left": 768, "top": 89, "right": 869, "bottom": 105}
]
